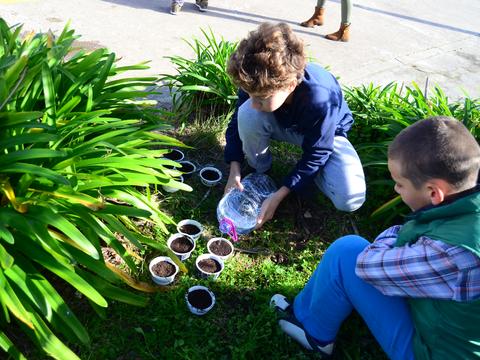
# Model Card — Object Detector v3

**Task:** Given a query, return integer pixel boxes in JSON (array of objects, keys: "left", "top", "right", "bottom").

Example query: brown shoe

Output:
[
  {"left": 300, "top": 6, "right": 325, "bottom": 27},
  {"left": 325, "top": 23, "right": 350, "bottom": 42}
]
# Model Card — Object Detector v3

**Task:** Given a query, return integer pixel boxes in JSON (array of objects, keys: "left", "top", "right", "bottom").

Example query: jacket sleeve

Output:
[
  {"left": 224, "top": 89, "right": 249, "bottom": 164},
  {"left": 355, "top": 225, "right": 480, "bottom": 301},
  {"left": 282, "top": 101, "right": 337, "bottom": 191}
]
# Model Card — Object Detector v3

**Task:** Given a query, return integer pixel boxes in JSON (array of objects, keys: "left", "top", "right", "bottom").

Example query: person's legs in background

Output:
[
  {"left": 170, "top": 0, "right": 185, "bottom": 15},
  {"left": 300, "top": 0, "right": 327, "bottom": 27},
  {"left": 325, "top": 0, "right": 352, "bottom": 41}
]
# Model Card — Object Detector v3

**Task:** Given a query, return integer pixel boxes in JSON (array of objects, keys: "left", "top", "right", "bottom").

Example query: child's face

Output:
[
  {"left": 247, "top": 84, "right": 296, "bottom": 112},
  {"left": 388, "top": 159, "right": 432, "bottom": 211}
]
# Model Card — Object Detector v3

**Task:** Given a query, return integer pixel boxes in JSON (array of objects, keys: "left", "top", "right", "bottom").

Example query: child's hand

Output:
[
  {"left": 224, "top": 161, "right": 243, "bottom": 195},
  {"left": 224, "top": 173, "right": 243, "bottom": 195},
  {"left": 255, "top": 196, "right": 279, "bottom": 229},
  {"left": 255, "top": 186, "right": 291, "bottom": 229}
]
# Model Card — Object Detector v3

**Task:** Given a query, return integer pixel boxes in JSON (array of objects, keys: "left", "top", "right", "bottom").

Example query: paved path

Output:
[{"left": 1, "top": 0, "right": 479, "bottom": 100}]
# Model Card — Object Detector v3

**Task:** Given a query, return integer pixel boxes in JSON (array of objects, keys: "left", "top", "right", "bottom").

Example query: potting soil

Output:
[
  {"left": 201, "top": 169, "right": 220, "bottom": 181},
  {"left": 170, "top": 236, "right": 194, "bottom": 253},
  {"left": 179, "top": 224, "right": 200, "bottom": 235},
  {"left": 209, "top": 240, "right": 232, "bottom": 256},
  {"left": 198, "top": 258, "right": 222, "bottom": 273},
  {"left": 152, "top": 261, "right": 176, "bottom": 277},
  {"left": 187, "top": 289, "right": 212, "bottom": 309}
]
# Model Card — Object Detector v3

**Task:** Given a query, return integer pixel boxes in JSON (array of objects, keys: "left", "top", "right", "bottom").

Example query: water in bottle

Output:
[{"left": 217, "top": 173, "right": 277, "bottom": 239}]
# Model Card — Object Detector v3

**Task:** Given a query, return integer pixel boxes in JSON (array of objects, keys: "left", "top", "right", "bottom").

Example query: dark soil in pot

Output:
[
  {"left": 170, "top": 236, "right": 194, "bottom": 253},
  {"left": 179, "top": 162, "right": 194, "bottom": 173},
  {"left": 151, "top": 261, "right": 176, "bottom": 277},
  {"left": 179, "top": 224, "right": 200, "bottom": 236},
  {"left": 201, "top": 169, "right": 220, "bottom": 181},
  {"left": 209, "top": 240, "right": 232, "bottom": 257},
  {"left": 198, "top": 258, "right": 222, "bottom": 273},
  {"left": 187, "top": 289, "right": 213, "bottom": 309},
  {"left": 164, "top": 149, "right": 183, "bottom": 161}
]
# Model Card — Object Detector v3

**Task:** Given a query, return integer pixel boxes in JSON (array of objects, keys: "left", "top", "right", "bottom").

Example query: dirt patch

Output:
[
  {"left": 102, "top": 247, "right": 123, "bottom": 266},
  {"left": 270, "top": 252, "right": 289, "bottom": 265}
]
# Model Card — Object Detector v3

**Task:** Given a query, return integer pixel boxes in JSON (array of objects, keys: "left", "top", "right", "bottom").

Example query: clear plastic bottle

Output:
[{"left": 217, "top": 173, "right": 277, "bottom": 238}]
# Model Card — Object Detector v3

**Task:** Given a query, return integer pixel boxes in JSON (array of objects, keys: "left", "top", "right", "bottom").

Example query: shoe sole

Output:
[
  {"left": 279, "top": 316, "right": 334, "bottom": 356},
  {"left": 195, "top": 4, "right": 208, "bottom": 11}
]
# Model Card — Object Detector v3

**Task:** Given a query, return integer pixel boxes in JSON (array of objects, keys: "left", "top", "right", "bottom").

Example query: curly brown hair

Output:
[{"left": 227, "top": 22, "right": 306, "bottom": 96}]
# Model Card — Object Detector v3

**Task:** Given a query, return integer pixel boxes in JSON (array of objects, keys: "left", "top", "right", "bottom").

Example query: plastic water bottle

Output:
[{"left": 217, "top": 173, "right": 277, "bottom": 239}]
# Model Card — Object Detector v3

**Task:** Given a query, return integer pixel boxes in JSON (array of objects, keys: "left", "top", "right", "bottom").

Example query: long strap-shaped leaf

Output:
[
  {"left": 27, "top": 205, "right": 99, "bottom": 259},
  {"left": 0, "top": 269, "right": 33, "bottom": 329},
  {"left": 5, "top": 255, "right": 90, "bottom": 345},
  {"left": 13, "top": 236, "right": 107, "bottom": 308},
  {"left": 0, "top": 331, "right": 27, "bottom": 360},
  {"left": 25, "top": 311, "right": 81, "bottom": 360}
]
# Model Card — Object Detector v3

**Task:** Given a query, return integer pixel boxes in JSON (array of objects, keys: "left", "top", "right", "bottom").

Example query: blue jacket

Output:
[{"left": 224, "top": 63, "right": 354, "bottom": 191}]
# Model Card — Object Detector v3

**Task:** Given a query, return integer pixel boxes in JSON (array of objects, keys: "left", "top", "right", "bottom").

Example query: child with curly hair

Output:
[{"left": 224, "top": 22, "right": 365, "bottom": 229}]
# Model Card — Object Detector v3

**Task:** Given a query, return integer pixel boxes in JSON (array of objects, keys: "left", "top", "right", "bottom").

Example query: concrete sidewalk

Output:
[{"left": 1, "top": 0, "right": 479, "bottom": 100}]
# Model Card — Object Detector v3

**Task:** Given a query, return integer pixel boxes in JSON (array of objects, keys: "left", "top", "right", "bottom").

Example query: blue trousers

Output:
[{"left": 293, "top": 235, "right": 415, "bottom": 360}]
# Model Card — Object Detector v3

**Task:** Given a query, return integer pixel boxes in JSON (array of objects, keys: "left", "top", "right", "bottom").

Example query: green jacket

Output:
[{"left": 396, "top": 189, "right": 480, "bottom": 360}]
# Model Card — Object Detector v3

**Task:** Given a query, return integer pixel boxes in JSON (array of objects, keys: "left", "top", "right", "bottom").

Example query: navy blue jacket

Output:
[{"left": 224, "top": 63, "right": 354, "bottom": 191}]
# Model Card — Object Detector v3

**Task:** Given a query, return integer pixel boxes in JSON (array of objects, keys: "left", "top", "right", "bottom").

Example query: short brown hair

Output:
[
  {"left": 227, "top": 22, "right": 306, "bottom": 96},
  {"left": 388, "top": 116, "right": 480, "bottom": 190}
]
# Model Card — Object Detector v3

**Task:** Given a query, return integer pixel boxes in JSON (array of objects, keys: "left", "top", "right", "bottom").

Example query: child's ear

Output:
[
  {"left": 427, "top": 179, "right": 452, "bottom": 205},
  {"left": 287, "top": 81, "right": 297, "bottom": 91}
]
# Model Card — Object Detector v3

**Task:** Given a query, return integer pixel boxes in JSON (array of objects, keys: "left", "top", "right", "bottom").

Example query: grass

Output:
[
  {"left": 10, "top": 109, "right": 388, "bottom": 360},
  {"left": 50, "top": 115, "right": 389, "bottom": 360}
]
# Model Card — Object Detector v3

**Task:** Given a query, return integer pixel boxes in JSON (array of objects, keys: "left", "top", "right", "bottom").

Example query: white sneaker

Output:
[
  {"left": 270, "top": 294, "right": 291, "bottom": 312},
  {"left": 279, "top": 318, "right": 334, "bottom": 356},
  {"left": 270, "top": 294, "right": 334, "bottom": 357}
]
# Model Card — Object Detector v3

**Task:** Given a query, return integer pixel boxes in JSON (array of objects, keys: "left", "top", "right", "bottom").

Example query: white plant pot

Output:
[
  {"left": 178, "top": 160, "right": 196, "bottom": 178},
  {"left": 185, "top": 285, "right": 216, "bottom": 316},
  {"left": 207, "top": 237, "right": 234, "bottom": 261},
  {"left": 199, "top": 166, "right": 222, "bottom": 187},
  {"left": 177, "top": 219, "right": 203, "bottom": 241},
  {"left": 195, "top": 253, "right": 225, "bottom": 280},
  {"left": 167, "top": 233, "right": 196, "bottom": 261},
  {"left": 149, "top": 256, "right": 179, "bottom": 285},
  {"left": 163, "top": 148, "right": 184, "bottom": 162},
  {"left": 162, "top": 175, "right": 184, "bottom": 193}
]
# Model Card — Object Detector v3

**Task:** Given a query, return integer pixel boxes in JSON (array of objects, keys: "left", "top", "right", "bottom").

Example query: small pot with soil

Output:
[
  {"left": 199, "top": 166, "right": 222, "bottom": 187},
  {"left": 162, "top": 175, "right": 184, "bottom": 193},
  {"left": 195, "top": 253, "right": 225, "bottom": 280},
  {"left": 185, "top": 285, "right": 216, "bottom": 316},
  {"left": 177, "top": 219, "right": 203, "bottom": 241},
  {"left": 167, "top": 233, "right": 196, "bottom": 261},
  {"left": 178, "top": 160, "right": 196, "bottom": 178},
  {"left": 163, "top": 148, "right": 184, "bottom": 162},
  {"left": 149, "top": 256, "right": 179, "bottom": 285},
  {"left": 207, "top": 237, "right": 234, "bottom": 261}
]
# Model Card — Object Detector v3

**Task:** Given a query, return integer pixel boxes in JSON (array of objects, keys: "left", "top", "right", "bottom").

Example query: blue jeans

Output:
[
  {"left": 238, "top": 100, "right": 366, "bottom": 212},
  {"left": 293, "top": 235, "right": 415, "bottom": 360}
]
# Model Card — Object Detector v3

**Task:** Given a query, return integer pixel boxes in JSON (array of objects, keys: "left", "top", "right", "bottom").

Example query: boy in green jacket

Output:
[{"left": 271, "top": 116, "right": 480, "bottom": 359}]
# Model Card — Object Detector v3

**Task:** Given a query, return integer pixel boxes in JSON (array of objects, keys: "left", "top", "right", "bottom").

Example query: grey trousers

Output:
[
  {"left": 237, "top": 99, "right": 366, "bottom": 212},
  {"left": 316, "top": 0, "right": 352, "bottom": 24}
]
